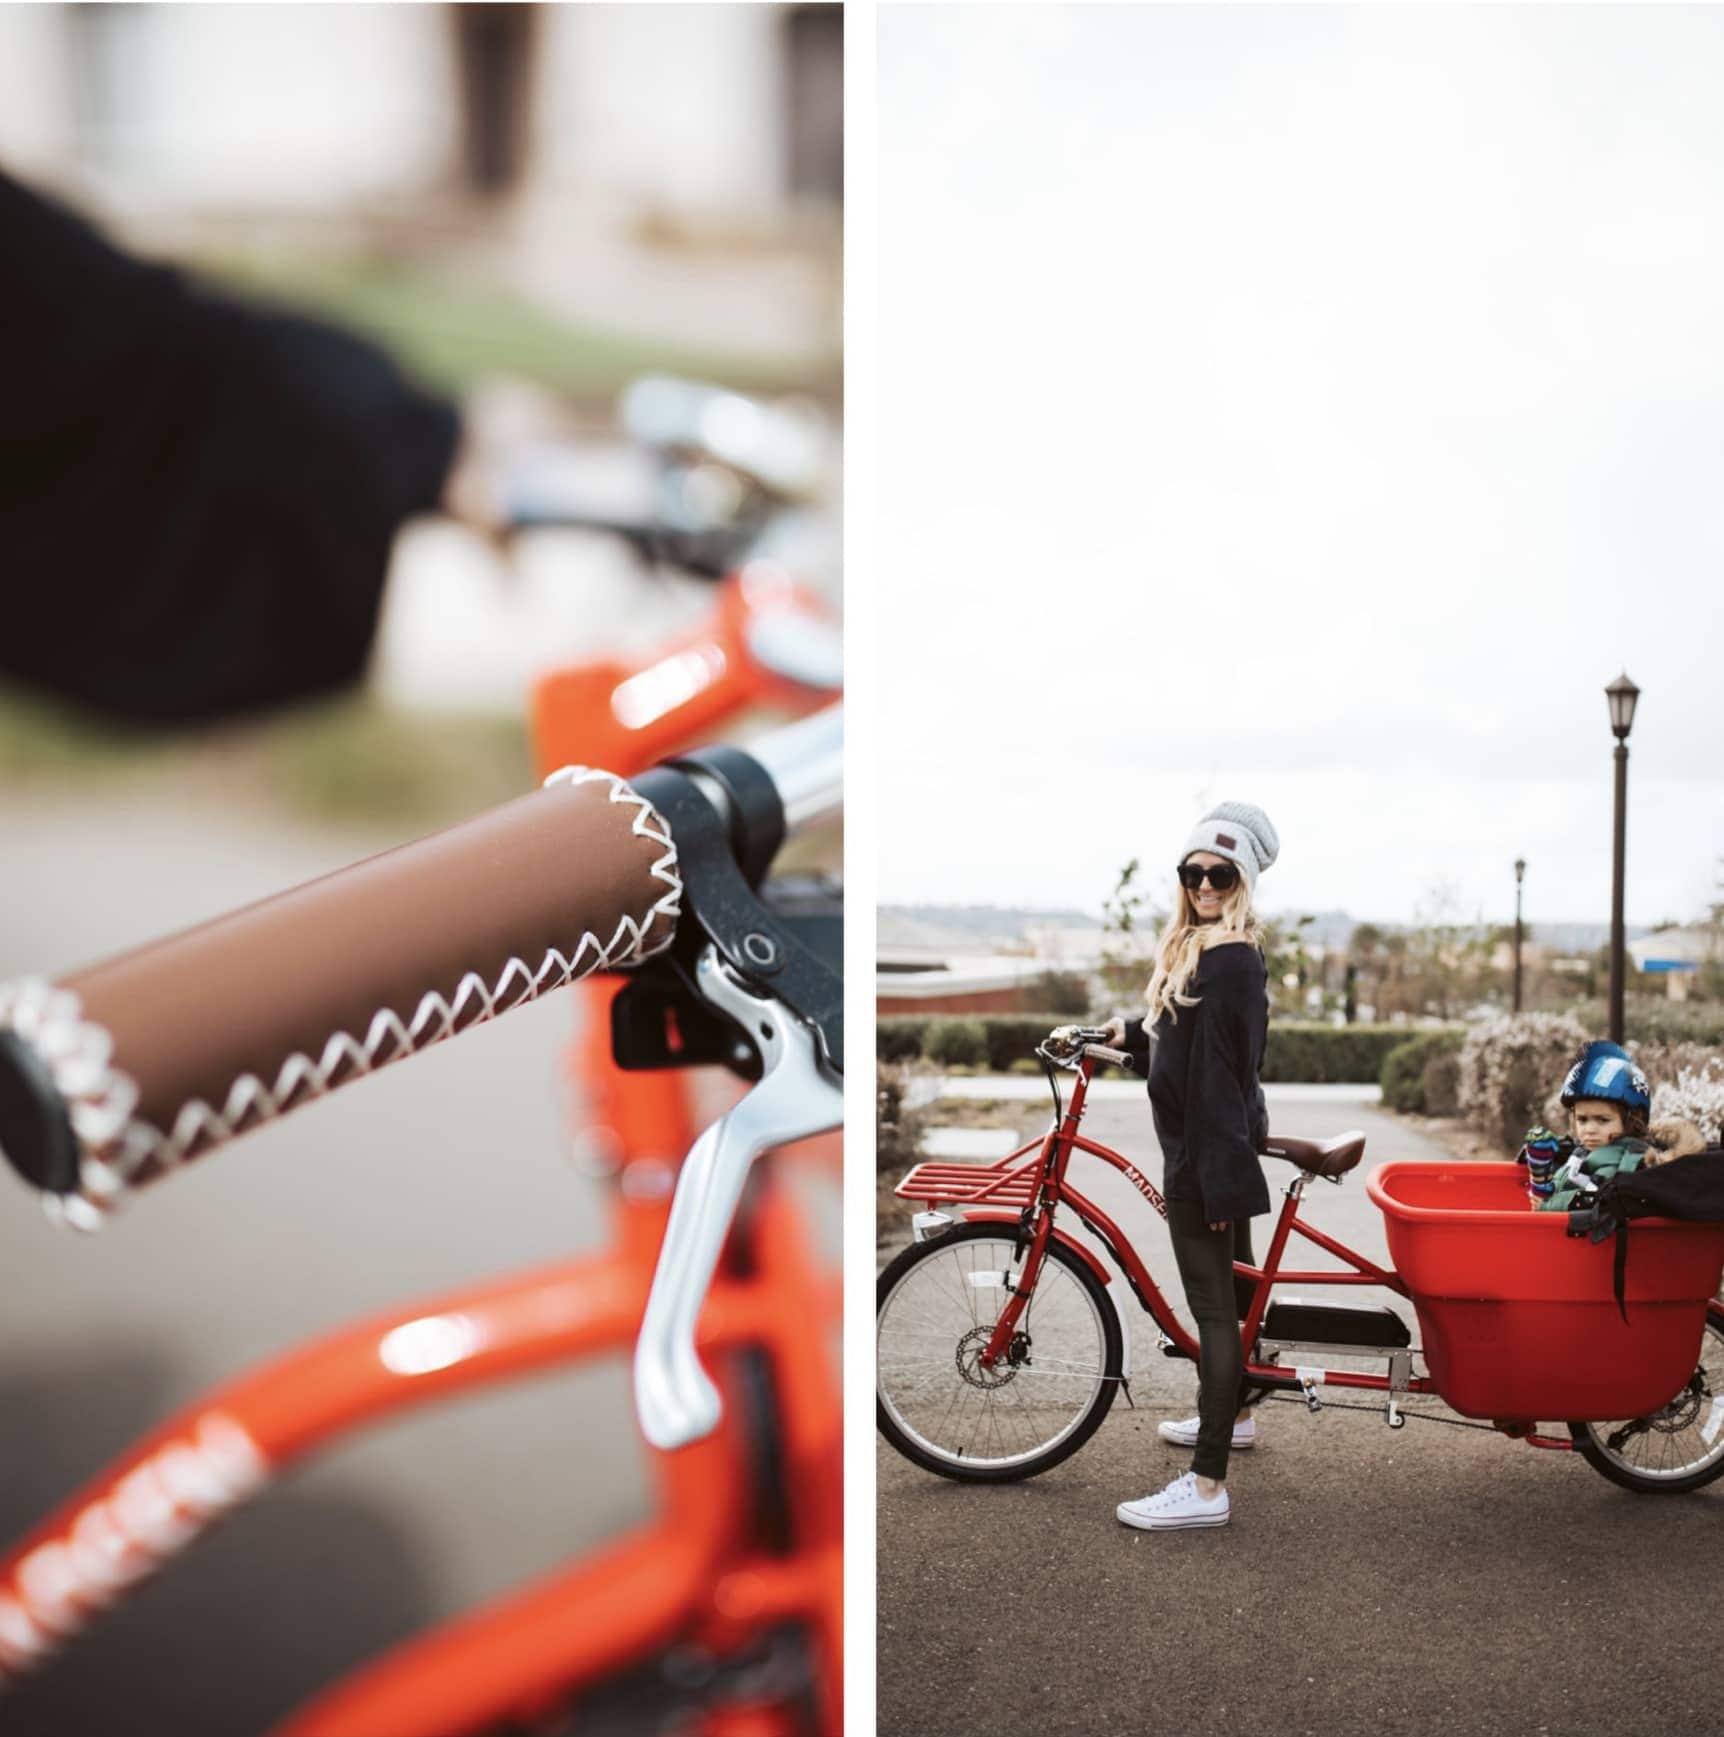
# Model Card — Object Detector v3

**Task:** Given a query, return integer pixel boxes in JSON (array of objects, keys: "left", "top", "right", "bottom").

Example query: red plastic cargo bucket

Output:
[{"left": 1365, "top": 1161, "right": 1724, "bottom": 1422}]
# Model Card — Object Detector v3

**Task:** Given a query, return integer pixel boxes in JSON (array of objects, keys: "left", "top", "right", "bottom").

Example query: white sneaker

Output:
[
  {"left": 1116, "top": 1471, "right": 1230, "bottom": 1531},
  {"left": 1157, "top": 1413, "right": 1256, "bottom": 1450}
]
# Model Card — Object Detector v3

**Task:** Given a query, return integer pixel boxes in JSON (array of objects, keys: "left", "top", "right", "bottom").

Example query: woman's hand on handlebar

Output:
[{"left": 1099, "top": 1016, "right": 1126, "bottom": 1048}]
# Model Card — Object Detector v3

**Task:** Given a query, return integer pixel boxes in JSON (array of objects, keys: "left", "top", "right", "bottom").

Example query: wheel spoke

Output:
[
  {"left": 878, "top": 1230, "right": 1116, "bottom": 1475},
  {"left": 1577, "top": 1317, "right": 1724, "bottom": 1488}
]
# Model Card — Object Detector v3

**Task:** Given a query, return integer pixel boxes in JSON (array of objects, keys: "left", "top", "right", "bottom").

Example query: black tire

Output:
[
  {"left": 1568, "top": 1308, "right": 1724, "bottom": 1494},
  {"left": 876, "top": 1221, "right": 1124, "bottom": 1483}
]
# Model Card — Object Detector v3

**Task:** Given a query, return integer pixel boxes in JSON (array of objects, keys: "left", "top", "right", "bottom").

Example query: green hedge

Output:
[
  {"left": 876, "top": 1014, "right": 1416, "bottom": 1083},
  {"left": 924, "top": 1018, "right": 987, "bottom": 1067},
  {"left": 1380, "top": 1029, "right": 1466, "bottom": 1113},
  {"left": 876, "top": 1014, "right": 1067, "bottom": 1071},
  {"left": 1258, "top": 1024, "right": 1413, "bottom": 1085},
  {"left": 877, "top": 1017, "right": 928, "bottom": 1063},
  {"left": 980, "top": 1016, "right": 1069, "bottom": 1071}
]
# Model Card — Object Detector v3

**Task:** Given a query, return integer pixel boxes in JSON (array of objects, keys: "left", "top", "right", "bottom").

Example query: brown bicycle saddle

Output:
[{"left": 1260, "top": 1131, "right": 1366, "bottom": 1178}]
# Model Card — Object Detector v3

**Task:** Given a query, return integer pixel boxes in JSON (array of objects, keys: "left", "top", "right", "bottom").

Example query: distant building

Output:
[
  {"left": 1630, "top": 926, "right": 1720, "bottom": 999},
  {"left": 876, "top": 908, "right": 1160, "bottom": 1015},
  {"left": 1630, "top": 926, "right": 1719, "bottom": 969},
  {"left": 877, "top": 954, "right": 1059, "bottom": 1016}
]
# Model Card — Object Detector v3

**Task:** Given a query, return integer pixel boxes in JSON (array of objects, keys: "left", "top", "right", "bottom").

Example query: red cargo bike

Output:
[{"left": 876, "top": 1029, "right": 1724, "bottom": 1495}]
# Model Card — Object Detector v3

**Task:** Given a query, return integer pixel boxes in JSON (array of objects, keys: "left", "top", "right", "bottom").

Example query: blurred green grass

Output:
[
  {"left": 207, "top": 252, "right": 827, "bottom": 401},
  {"left": 0, "top": 683, "right": 841, "bottom": 875},
  {"left": 254, "top": 695, "right": 535, "bottom": 828},
  {"left": 0, "top": 688, "right": 158, "bottom": 780},
  {"left": 0, "top": 685, "right": 534, "bottom": 831}
]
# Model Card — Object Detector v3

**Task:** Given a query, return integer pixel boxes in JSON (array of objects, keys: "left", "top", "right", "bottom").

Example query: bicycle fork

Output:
[{"left": 978, "top": 1177, "right": 1064, "bottom": 1372}]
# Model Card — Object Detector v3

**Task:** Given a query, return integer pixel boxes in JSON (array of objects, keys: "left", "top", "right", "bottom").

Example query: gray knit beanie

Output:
[{"left": 1180, "top": 801, "right": 1279, "bottom": 892}]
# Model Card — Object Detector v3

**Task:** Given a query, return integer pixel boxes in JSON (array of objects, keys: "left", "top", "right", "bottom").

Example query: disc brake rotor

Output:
[{"left": 956, "top": 1325, "right": 1021, "bottom": 1391}]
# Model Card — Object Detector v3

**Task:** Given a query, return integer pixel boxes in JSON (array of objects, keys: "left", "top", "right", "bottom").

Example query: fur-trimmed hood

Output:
[{"left": 1646, "top": 1117, "right": 1710, "bottom": 1164}]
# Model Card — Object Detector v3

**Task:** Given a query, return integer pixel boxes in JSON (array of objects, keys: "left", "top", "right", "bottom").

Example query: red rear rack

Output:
[{"left": 894, "top": 1153, "right": 1045, "bottom": 1209}]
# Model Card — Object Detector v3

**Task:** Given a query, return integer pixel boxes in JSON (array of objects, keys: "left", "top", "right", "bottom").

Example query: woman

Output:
[{"left": 1102, "top": 800, "right": 1278, "bottom": 1531}]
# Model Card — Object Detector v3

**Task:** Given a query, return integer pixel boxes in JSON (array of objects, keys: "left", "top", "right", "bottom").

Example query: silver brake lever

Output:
[{"left": 632, "top": 943, "right": 841, "bottom": 1450}]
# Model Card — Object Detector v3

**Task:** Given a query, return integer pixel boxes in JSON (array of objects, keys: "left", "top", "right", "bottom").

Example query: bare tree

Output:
[{"left": 1098, "top": 857, "right": 1164, "bottom": 1006}]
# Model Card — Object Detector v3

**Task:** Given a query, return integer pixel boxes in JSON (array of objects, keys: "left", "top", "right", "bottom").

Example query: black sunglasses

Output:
[{"left": 1177, "top": 861, "right": 1240, "bottom": 892}]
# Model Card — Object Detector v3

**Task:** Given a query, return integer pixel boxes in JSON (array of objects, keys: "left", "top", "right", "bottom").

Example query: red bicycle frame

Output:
[
  {"left": 900, "top": 1053, "right": 1563, "bottom": 1435},
  {"left": 530, "top": 565, "right": 839, "bottom": 784},
  {"left": 0, "top": 1160, "right": 840, "bottom": 1736}
]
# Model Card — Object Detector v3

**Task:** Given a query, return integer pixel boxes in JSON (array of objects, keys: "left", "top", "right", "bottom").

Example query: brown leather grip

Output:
[{"left": 0, "top": 767, "right": 679, "bottom": 1217}]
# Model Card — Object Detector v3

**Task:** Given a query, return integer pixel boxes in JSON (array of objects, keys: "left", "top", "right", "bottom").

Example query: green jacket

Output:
[{"left": 1535, "top": 1138, "right": 1648, "bottom": 1213}]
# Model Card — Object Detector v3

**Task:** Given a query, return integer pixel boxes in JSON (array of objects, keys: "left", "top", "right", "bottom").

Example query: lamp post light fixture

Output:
[
  {"left": 1605, "top": 673, "right": 1640, "bottom": 1044},
  {"left": 1513, "top": 857, "right": 1526, "bottom": 1013}
]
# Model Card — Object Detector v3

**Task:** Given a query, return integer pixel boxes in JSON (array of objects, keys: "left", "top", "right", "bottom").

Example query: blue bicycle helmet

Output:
[{"left": 1559, "top": 1041, "right": 1650, "bottom": 1114}]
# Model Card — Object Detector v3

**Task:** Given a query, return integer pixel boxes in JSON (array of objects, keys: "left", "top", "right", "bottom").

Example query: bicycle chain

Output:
[{"left": 1257, "top": 1392, "right": 1503, "bottom": 1434}]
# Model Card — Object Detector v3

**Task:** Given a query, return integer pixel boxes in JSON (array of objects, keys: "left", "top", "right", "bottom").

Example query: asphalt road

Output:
[{"left": 878, "top": 1089, "right": 1724, "bottom": 1737}]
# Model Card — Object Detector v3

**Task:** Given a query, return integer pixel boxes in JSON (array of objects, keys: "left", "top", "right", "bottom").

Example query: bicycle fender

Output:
[{"left": 958, "top": 1210, "right": 1113, "bottom": 1286}]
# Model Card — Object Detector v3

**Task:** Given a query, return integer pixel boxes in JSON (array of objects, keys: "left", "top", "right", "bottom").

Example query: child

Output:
[{"left": 1517, "top": 1040, "right": 1707, "bottom": 1211}]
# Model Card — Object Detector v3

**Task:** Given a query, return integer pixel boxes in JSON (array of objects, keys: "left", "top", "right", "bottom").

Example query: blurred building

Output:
[
  {"left": 877, "top": 954, "right": 1058, "bottom": 1017},
  {"left": 1630, "top": 926, "right": 1720, "bottom": 1001},
  {"left": 877, "top": 906, "right": 1160, "bottom": 1015},
  {"left": 0, "top": 3, "right": 841, "bottom": 359}
]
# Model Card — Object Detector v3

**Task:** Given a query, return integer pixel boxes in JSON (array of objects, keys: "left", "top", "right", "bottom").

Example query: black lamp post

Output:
[
  {"left": 1605, "top": 673, "right": 1640, "bottom": 1044},
  {"left": 1513, "top": 858, "right": 1526, "bottom": 1013}
]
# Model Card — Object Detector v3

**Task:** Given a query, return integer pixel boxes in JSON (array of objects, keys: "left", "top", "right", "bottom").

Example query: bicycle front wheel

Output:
[
  {"left": 1568, "top": 1311, "right": 1724, "bottom": 1494},
  {"left": 876, "top": 1222, "right": 1122, "bottom": 1482}
]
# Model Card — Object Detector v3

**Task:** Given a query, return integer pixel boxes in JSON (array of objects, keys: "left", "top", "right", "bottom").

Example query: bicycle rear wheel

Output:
[
  {"left": 1568, "top": 1310, "right": 1724, "bottom": 1494},
  {"left": 876, "top": 1223, "right": 1122, "bottom": 1483}
]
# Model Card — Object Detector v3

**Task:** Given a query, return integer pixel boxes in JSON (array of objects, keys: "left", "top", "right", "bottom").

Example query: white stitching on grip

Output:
[{"left": 0, "top": 768, "right": 681, "bottom": 1227}]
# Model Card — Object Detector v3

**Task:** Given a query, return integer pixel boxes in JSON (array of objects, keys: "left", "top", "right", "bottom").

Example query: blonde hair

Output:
[{"left": 1142, "top": 873, "right": 1262, "bottom": 1026}]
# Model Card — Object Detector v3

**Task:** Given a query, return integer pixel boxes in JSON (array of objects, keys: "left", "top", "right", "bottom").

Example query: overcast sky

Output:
[{"left": 879, "top": 5, "right": 1724, "bottom": 929}]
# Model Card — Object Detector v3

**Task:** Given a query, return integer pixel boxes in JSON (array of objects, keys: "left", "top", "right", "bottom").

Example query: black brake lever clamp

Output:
[{"left": 608, "top": 758, "right": 842, "bottom": 1079}]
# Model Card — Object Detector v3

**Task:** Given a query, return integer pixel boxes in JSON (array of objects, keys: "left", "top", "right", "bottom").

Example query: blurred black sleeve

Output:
[
  {"left": 0, "top": 169, "right": 462, "bottom": 724},
  {"left": 1121, "top": 1015, "right": 1150, "bottom": 1076}
]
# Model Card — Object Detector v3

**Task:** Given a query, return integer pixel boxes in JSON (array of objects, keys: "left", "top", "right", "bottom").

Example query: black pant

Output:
[{"left": 1166, "top": 1199, "right": 1256, "bottom": 1481}]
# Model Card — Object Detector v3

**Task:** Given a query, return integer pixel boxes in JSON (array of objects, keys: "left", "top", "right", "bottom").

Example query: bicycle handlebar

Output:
[
  {"left": 732, "top": 704, "right": 842, "bottom": 831},
  {"left": 0, "top": 703, "right": 843, "bottom": 1228},
  {"left": 1080, "top": 1043, "right": 1133, "bottom": 1069},
  {"left": 619, "top": 376, "right": 830, "bottom": 502},
  {"left": 0, "top": 768, "right": 682, "bottom": 1224}
]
